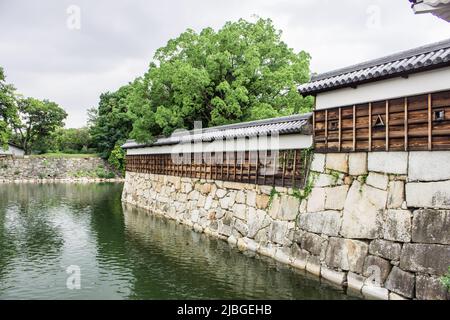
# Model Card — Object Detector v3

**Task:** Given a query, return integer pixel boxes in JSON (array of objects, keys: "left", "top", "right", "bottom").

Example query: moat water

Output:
[{"left": 0, "top": 183, "right": 357, "bottom": 299}]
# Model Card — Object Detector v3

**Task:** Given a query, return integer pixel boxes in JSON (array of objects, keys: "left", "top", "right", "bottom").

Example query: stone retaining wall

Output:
[
  {"left": 121, "top": 151, "right": 450, "bottom": 300},
  {"left": 0, "top": 157, "right": 120, "bottom": 181}
]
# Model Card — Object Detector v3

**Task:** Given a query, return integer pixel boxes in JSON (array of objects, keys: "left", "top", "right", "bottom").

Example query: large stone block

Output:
[
  {"left": 314, "top": 173, "right": 343, "bottom": 187},
  {"left": 290, "top": 244, "right": 309, "bottom": 270},
  {"left": 255, "top": 194, "right": 270, "bottom": 209},
  {"left": 246, "top": 190, "right": 256, "bottom": 207},
  {"left": 268, "top": 220, "right": 289, "bottom": 244},
  {"left": 268, "top": 194, "right": 300, "bottom": 221},
  {"left": 306, "top": 187, "right": 325, "bottom": 212},
  {"left": 223, "top": 181, "right": 245, "bottom": 190},
  {"left": 415, "top": 274, "right": 450, "bottom": 300},
  {"left": 235, "top": 190, "right": 246, "bottom": 204},
  {"left": 349, "top": 152, "right": 368, "bottom": 176},
  {"left": 324, "top": 185, "right": 349, "bottom": 210},
  {"left": 321, "top": 267, "right": 346, "bottom": 286},
  {"left": 247, "top": 209, "right": 271, "bottom": 239},
  {"left": 306, "top": 255, "right": 321, "bottom": 277},
  {"left": 347, "top": 272, "right": 365, "bottom": 292},
  {"left": 382, "top": 209, "right": 412, "bottom": 242},
  {"left": 400, "top": 243, "right": 450, "bottom": 275},
  {"left": 216, "top": 188, "right": 227, "bottom": 198},
  {"left": 325, "top": 237, "right": 368, "bottom": 273},
  {"left": 366, "top": 172, "right": 388, "bottom": 190},
  {"left": 409, "top": 151, "right": 450, "bottom": 182},
  {"left": 298, "top": 211, "right": 342, "bottom": 236},
  {"left": 232, "top": 203, "right": 247, "bottom": 220},
  {"left": 326, "top": 153, "right": 348, "bottom": 173},
  {"left": 369, "top": 239, "right": 402, "bottom": 261},
  {"left": 310, "top": 153, "right": 325, "bottom": 173},
  {"left": 233, "top": 218, "right": 248, "bottom": 236},
  {"left": 368, "top": 152, "right": 408, "bottom": 175},
  {"left": 412, "top": 209, "right": 450, "bottom": 245},
  {"left": 385, "top": 267, "right": 415, "bottom": 299},
  {"left": 300, "top": 232, "right": 325, "bottom": 256},
  {"left": 361, "top": 284, "right": 389, "bottom": 300},
  {"left": 363, "top": 255, "right": 392, "bottom": 285},
  {"left": 387, "top": 180, "right": 404, "bottom": 209},
  {"left": 340, "top": 181, "right": 386, "bottom": 239},
  {"left": 405, "top": 181, "right": 450, "bottom": 209}
]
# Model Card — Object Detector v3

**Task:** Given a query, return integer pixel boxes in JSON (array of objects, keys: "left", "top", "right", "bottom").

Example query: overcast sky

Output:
[{"left": 1, "top": 0, "right": 449, "bottom": 128}]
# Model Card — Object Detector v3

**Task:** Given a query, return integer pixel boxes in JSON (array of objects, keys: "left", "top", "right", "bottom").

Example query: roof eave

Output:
[{"left": 298, "top": 61, "right": 450, "bottom": 96}]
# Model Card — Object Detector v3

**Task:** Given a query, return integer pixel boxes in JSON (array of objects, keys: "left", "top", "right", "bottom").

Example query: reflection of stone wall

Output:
[
  {"left": 122, "top": 151, "right": 450, "bottom": 300},
  {"left": 0, "top": 157, "right": 121, "bottom": 181}
]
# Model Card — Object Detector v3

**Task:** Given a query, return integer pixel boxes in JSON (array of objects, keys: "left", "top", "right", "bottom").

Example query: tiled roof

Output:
[
  {"left": 298, "top": 38, "right": 450, "bottom": 95},
  {"left": 122, "top": 113, "right": 312, "bottom": 149},
  {"left": 411, "top": 0, "right": 450, "bottom": 21}
]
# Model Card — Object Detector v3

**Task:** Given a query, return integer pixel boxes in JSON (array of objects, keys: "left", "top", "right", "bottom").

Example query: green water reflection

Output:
[{"left": 0, "top": 183, "right": 357, "bottom": 299}]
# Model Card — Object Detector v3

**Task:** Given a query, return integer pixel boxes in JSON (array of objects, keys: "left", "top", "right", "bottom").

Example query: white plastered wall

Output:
[
  {"left": 126, "top": 134, "right": 312, "bottom": 155},
  {"left": 315, "top": 66, "right": 450, "bottom": 110}
]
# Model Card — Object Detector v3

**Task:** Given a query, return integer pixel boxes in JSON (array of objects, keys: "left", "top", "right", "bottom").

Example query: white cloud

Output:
[{"left": 0, "top": 0, "right": 449, "bottom": 127}]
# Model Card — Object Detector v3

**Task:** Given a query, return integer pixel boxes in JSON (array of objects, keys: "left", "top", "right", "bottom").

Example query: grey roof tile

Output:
[
  {"left": 122, "top": 113, "right": 312, "bottom": 149},
  {"left": 298, "top": 38, "right": 450, "bottom": 95}
]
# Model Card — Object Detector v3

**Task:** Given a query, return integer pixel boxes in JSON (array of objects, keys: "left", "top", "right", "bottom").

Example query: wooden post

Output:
[
  {"left": 428, "top": 93, "right": 432, "bottom": 151},
  {"left": 292, "top": 150, "right": 297, "bottom": 188},
  {"left": 248, "top": 151, "right": 251, "bottom": 182},
  {"left": 368, "top": 102, "right": 372, "bottom": 152},
  {"left": 312, "top": 111, "right": 316, "bottom": 149},
  {"left": 352, "top": 105, "right": 356, "bottom": 151},
  {"left": 263, "top": 150, "right": 267, "bottom": 185},
  {"left": 233, "top": 151, "right": 237, "bottom": 181},
  {"left": 255, "top": 150, "right": 259, "bottom": 185},
  {"left": 209, "top": 152, "right": 213, "bottom": 179},
  {"left": 385, "top": 100, "right": 389, "bottom": 151},
  {"left": 404, "top": 97, "right": 408, "bottom": 151},
  {"left": 324, "top": 109, "right": 328, "bottom": 151},
  {"left": 227, "top": 152, "right": 230, "bottom": 181},
  {"left": 273, "top": 151, "right": 277, "bottom": 186},
  {"left": 240, "top": 151, "right": 244, "bottom": 182},
  {"left": 338, "top": 107, "right": 342, "bottom": 152},
  {"left": 281, "top": 151, "right": 287, "bottom": 187}
]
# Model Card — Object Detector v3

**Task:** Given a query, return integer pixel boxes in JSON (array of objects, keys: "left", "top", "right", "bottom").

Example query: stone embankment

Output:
[
  {"left": 0, "top": 157, "right": 123, "bottom": 183},
  {"left": 122, "top": 151, "right": 450, "bottom": 300}
]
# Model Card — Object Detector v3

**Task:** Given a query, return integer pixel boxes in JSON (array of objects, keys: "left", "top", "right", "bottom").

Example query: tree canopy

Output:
[
  {"left": 128, "top": 18, "right": 313, "bottom": 142},
  {"left": 12, "top": 97, "right": 67, "bottom": 154},
  {"left": 0, "top": 67, "right": 18, "bottom": 148},
  {"left": 88, "top": 85, "right": 134, "bottom": 158}
]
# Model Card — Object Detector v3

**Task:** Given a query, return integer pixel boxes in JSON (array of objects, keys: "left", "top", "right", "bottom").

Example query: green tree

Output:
[
  {"left": 53, "top": 127, "right": 92, "bottom": 153},
  {"left": 129, "top": 17, "right": 313, "bottom": 142},
  {"left": 0, "top": 67, "right": 18, "bottom": 148},
  {"left": 12, "top": 97, "right": 67, "bottom": 154},
  {"left": 88, "top": 85, "right": 134, "bottom": 159},
  {"left": 108, "top": 142, "right": 126, "bottom": 174}
]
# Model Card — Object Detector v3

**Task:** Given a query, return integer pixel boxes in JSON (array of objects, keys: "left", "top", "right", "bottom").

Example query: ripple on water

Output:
[{"left": 0, "top": 183, "right": 358, "bottom": 300}]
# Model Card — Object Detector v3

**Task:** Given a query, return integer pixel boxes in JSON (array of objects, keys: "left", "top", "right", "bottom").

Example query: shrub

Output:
[
  {"left": 95, "top": 166, "right": 115, "bottom": 179},
  {"left": 108, "top": 143, "right": 125, "bottom": 174},
  {"left": 441, "top": 266, "right": 450, "bottom": 292}
]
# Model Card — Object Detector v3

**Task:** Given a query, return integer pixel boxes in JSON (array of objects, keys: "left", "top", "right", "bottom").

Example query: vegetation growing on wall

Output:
[{"left": 442, "top": 267, "right": 450, "bottom": 292}]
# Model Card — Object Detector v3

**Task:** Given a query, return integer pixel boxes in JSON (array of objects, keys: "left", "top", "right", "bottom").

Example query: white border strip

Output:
[{"left": 126, "top": 134, "right": 312, "bottom": 155}]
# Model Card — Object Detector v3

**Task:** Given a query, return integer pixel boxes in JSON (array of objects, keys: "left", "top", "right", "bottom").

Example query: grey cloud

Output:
[{"left": 1, "top": 0, "right": 449, "bottom": 127}]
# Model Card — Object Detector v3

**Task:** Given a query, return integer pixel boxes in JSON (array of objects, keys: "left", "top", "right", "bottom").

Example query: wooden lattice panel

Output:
[
  {"left": 314, "top": 90, "right": 450, "bottom": 152},
  {"left": 126, "top": 149, "right": 311, "bottom": 189}
]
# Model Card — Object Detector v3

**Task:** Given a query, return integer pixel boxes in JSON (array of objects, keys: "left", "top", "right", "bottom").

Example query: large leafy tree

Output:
[
  {"left": 88, "top": 84, "right": 134, "bottom": 158},
  {"left": 129, "top": 17, "right": 313, "bottom": 141},
  {"left": 0, "top": 67, "right": 18, "bottom": 148},
  {"left": 12, "top": 97, "right": 67, "bottom": 154}
]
